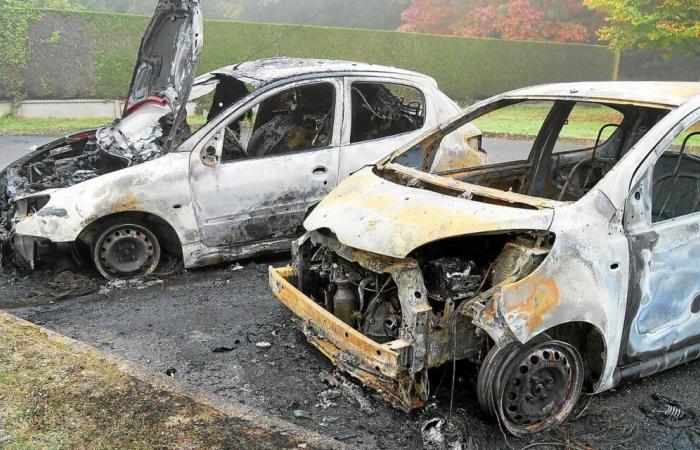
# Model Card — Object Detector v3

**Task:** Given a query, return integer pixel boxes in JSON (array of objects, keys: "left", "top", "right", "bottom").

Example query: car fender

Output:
[{"left": 14, "top": 152, "right": 200, "bottom": 246}]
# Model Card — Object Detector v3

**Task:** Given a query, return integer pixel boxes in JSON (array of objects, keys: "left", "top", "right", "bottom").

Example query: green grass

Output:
[
  {"left": 472, "top": 103, "right": 625, "bottom": 142},
  {"left": 0, "top": 115, "right": 208, "bottom": 136},
  {"left": 0, "top": 313, "right": 304, "bottom": 449}
]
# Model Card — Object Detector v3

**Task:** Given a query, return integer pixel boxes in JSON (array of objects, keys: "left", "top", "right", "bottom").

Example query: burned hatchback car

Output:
[
  {"left": 0, "top": 0, "right": 481, "bottom": 279},
  {"left": 271, "top": 82, "right": 700, "bottom": 434}
]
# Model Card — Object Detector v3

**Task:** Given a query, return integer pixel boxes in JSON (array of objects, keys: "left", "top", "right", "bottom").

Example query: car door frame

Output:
[
  {"left": 187, "top": 76, "right": 346, "bottom": 249},
  {"left": 620, "top": 104, "right": 700, "bottom": 366},
  {"left": 338, "top": 75, "right": 434, "bottom": 179}
]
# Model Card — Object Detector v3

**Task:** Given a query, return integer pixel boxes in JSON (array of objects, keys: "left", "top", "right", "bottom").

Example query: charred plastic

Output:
[{"left": 294, "top": 231, "right": 554, "bottom": 366}]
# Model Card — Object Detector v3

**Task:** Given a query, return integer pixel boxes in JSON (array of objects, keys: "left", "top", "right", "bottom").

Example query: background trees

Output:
[
  {"left": 398, "top": 0, "right": 602, "bottom": 43},
  {"left": 584, "top": 0, "right": 700, "bottom": 57}
]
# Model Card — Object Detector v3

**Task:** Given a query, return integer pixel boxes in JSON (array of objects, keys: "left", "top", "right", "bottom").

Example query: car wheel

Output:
[
  {"left": 477, "top": 337, "right": 583, "bottom": 435},
  {"left": 92, "top": 222, "right": 161, "bottom": 280}
]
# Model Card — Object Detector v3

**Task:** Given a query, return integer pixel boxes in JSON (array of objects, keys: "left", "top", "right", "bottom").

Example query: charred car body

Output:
[
  {"left": 0, "top": 0, "right": 480, "bottom": 279},
  {"left": 270, "top": 82, "right": 700, "bottom": 434}
]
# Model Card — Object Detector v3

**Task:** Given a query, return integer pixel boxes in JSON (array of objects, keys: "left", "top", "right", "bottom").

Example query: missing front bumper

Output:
[{"left": 269, "top": 265, "right": 426, "bottom": 410}]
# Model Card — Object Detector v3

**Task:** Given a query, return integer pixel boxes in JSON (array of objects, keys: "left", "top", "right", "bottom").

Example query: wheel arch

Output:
[
  {"left": 77, "top": 211, "right": 183, "bottom": 258},
  {"left": 536, "top": 321, "right": 607, "bottom": 392}
]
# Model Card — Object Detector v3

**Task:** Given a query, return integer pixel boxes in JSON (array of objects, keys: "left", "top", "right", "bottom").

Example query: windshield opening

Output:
[{"left": 388, "top": 98, "right": 669, "bottom": 204}]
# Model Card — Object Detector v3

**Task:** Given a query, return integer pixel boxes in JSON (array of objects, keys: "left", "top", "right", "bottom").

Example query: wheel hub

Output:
[
  {"left": 502, "top": 346, "right": 573, "bottom": 426},
  {"left": 99, "top": 227, "right": 155, "bottom": 276}
]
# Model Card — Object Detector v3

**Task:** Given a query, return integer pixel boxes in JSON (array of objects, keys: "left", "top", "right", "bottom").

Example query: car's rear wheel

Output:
[
  {"left": 92, "top": 222, "right": 161, "bottom": 280},
  {"left": 478, "top": 337, "right": 583, "bottom": 435}
]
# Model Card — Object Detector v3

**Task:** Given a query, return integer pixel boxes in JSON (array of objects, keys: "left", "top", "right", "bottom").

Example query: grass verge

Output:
[
  {"left": 0, "top": 312, "right": 322, "bottom": 450},
  {"left": 0, "top": 115, "right": 208, "bottom": 136}
]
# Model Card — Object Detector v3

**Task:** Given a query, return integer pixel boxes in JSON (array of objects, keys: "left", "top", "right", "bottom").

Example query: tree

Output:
[
  {"left": 585, "top": 0, "right": 700, "bottom": 57},
  {"left": 399, "top": 0, "right": 602, "bottom": 43}
]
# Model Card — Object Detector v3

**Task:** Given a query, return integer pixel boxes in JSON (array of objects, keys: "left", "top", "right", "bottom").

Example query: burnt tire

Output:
[
  {"left": 477, "top": 337, "right": 583, "bottom": 436},
  {"left": 92, "top": 222, "right": 161, "bottom": 280}
]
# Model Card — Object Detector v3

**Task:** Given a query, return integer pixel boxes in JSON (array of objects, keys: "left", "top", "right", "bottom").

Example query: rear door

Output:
[
  {"left": 338, "top": 78, "right": 429, "bottom": 179},
  {"left": 189, "top": 78, "right": 343, "bottom": 248},
  {"left": 624, "top": 109, "right": 700, "bottom": 359}
]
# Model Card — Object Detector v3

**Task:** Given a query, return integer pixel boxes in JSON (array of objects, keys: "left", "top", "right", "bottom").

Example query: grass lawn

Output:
[
  {"left": 0, "top": 115, "right": 208, "bottom": 136},
  {"left": 0, "top": 313, "right": 316, "bottom": 449}
]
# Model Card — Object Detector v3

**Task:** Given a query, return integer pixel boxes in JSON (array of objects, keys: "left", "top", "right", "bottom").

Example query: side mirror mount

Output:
[{"left": 200, "top": 130, "right": 224, "bottom": 167}]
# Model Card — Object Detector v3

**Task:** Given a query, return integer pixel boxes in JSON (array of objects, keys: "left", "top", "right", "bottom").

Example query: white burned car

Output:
[
  {"left": 0, "top": 0, "right": 480, "bottom": 279},
  {"left": 270, "top": 82, "right": 700, "bottom": 434}
]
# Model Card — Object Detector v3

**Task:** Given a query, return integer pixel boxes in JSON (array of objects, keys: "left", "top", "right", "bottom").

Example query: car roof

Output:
[
  {"left": 504, "top": 81, "right": 700, "bottom": 109},
  {"left": 212, "top": 57, "right": 437, "bottom": 87}
]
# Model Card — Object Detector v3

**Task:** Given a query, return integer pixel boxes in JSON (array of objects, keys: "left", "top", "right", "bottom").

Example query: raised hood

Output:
[
  {"left": 304, "top": 168, "right": 555, "bottom": 259},
  {"left": 125, "top": 0, "right": 203, "bottom": 150}
]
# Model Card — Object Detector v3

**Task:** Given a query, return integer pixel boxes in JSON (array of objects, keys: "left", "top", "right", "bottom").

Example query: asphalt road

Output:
[{"left": 0, "top": 136, "right": 56, "bottom": 169}]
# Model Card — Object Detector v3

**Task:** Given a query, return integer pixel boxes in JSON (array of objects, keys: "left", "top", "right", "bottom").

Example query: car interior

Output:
[
  {"left": 433, "top": 99, "right": 671, "bottom": 202},
  {"left": 221, "top": 83, "right": 336, "bottom": 161}
]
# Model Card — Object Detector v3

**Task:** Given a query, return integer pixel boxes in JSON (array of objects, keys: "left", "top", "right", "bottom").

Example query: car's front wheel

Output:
[
  {"left": 92, "top": 222, "right": 161, "bottom": 280},
  {"left": 477, "top": 337, "right": 583, "bottom": 435}
]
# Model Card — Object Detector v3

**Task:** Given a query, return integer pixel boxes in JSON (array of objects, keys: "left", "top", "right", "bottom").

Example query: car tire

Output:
[
  {"left": 477, "top": 336, "right": 583, "bottom": 436},
  {"left": 92, "top": 221, "right": 161, "bottom": 280}
]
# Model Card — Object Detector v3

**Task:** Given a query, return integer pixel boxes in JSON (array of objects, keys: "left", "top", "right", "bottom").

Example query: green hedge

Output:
[{"left": 0, "top": 8, "right": 617, "bottom": 102}]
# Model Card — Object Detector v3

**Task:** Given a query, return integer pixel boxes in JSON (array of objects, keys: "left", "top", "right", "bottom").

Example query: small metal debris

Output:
[
  {"left": 230, "top": 263, "right": 244, "bottom": 271},
  {"left": 421, "top": 418, "right": 467, "bottom": 450},
  {"left": 293, "top": 409, "right": 313, "bottom": 420},
  {"left": 100, "top": 278, "right": 164, "bottom": 296},
  {"left": 319, "top": 371, "right": 375, "bottom": 415},
  {"left": 640, "top": 393, "right": 695, "bottom": 426},
  {"left": 256, "top": 342, "right": 272, "bottom": 349},
  {"left": 165, "top": 367, "right": 177, "bottom": 378},
  {"left": 316, "top": 389, "right": 342, "bottom": 410}
]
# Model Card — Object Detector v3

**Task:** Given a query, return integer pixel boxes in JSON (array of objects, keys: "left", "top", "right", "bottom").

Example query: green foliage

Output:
[
  {"left": 585, "top": 0, "right": 700, "bottom": 57},
  {"left": 6, "top": 9, "right": 617, "bottom": 101},
  {"left": 0, "top": 4, "right": 43, "bottom": 110}
]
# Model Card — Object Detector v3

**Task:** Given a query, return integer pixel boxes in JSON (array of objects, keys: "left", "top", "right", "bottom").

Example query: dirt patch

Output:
[{"left": 0, "top": 312, "right": 335, "bottom": 449}]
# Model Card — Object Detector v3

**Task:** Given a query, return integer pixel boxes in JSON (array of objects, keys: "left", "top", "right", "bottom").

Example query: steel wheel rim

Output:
[
  {"left": 495, "top": 341, "right": 583, "bottom": 435},
  {"left": 94, "top": 224, "right": 160, "bottom": 279}
]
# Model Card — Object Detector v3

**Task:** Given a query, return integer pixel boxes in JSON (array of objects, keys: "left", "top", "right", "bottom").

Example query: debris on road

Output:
[
  {"left": 100, "top": 278, "right": 164, "bottom": 297},
  {"left": 24, "top": 270, "right": 98, "bottom": 303},
  {"left": 319, "top": 371, "right": 375, "bottom": 415},
  {"left": 641, "top": 394, "right": 695, "bottom": 425},
  {"left": 316, "top": 389, "right": 342, "bottom": 410},
  {"left": 293, "top": 409, "right": 313, "bottom": 420},
  {"left": 165, "top": 367, "right": 177, "bottom": 378},
  {"left": 421, "top": 417, "right": 468, "bottom": 450},
  {"left": 212, "top": 345, "right": 238, "bottom": 353},
  {"left": 256, "top": 341, "right": 272, "bottom": 349}
]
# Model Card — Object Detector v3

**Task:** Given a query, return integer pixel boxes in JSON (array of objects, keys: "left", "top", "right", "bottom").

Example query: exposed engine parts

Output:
[{"left": 303, "top": 246, "right": 402, "bottom": 343}]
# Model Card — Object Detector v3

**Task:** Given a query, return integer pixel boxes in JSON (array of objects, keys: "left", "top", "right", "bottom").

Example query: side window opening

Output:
[
  {"left": 221, "top": 83, "right": 335, "bottom": 162},
  {"left": 652, "top": 124, "right": 700, "bottom": 223},
  {"left": 350, "top": 82, "right": 425, "bottom": 144}
]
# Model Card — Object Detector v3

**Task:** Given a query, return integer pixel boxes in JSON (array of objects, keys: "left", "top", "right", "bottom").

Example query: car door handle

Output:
[{"left": 313, "top": 166, "right": 328, "bottom": 176}]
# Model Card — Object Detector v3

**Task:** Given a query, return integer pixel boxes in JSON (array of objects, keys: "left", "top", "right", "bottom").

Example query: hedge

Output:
[{"left": 0, "top": 8, "right": 618, "bottom": 102}]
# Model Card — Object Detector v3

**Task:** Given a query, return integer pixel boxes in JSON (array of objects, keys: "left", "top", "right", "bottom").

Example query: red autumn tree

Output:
[{"left": 399, "top": 0, "right": 602, "bottom": 43}]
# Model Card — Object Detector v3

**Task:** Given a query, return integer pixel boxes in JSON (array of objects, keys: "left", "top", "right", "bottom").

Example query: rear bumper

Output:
[{"left": 269, "top": 265, "right": 423, "bottom": 410}]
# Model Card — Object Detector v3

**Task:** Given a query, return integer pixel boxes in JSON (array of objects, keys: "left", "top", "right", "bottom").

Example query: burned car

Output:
[
  {"left": 270, "top": 82, "right": 700, "bottom": 434},
  {"left": 0, "top": 0, "right": 481, "bottom": 279}
]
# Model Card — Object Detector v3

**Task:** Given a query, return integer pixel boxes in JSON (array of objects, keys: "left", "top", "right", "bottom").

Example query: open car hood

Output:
[
  {"left": 304, "top": 167, "right": 555, "bottom": 259},
  {"left": 124, "top": 0, "right": 203, "bottom": 151}
]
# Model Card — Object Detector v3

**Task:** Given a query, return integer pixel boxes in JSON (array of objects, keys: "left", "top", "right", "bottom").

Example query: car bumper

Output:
[{"left": 268, "top": 265, "right": 423, "bottom": 410}]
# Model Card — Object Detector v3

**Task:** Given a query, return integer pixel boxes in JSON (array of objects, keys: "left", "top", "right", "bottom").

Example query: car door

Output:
[
  {"left": 338, "top": 77, "right": 430, "bottom": 178},
  {"left": 189, "top": 78, "right": 343, "bottom": 248},
  {"left": 624, "top": 110, "right": 700, "bottom": 359}
]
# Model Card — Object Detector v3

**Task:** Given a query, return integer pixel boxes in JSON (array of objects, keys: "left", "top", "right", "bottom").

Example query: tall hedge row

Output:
[{"left": 1, "top": 8, "right": 617, "bottom": 102}]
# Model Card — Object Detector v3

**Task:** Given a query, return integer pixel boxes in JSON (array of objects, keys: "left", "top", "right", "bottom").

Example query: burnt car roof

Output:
[
  {"left": 504, "top": 81, "right": 700, "bottom": 109},
  {"left": 211, "top": 57, "right": 437, "bottom": 88}
]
